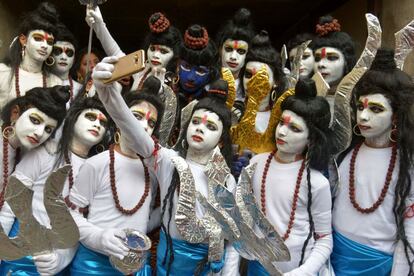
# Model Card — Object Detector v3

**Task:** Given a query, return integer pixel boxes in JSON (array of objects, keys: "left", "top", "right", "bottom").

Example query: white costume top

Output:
[
  {"left": 0, "top": 64, "right": 62, "bottom": 110},
  {"left": 250, "top": 153, "right": 333, "bottom": 275},
  {"left": 95, "top": 82, "right": 240, "bottom": 275},
  {"left": 333, "top": 143, "right": 414, "bottom": 274},
  {"left": 0, "top": 146, "right": 84, "bottom": 273},
  {"left": 69, "top": 149, "right": 157, "bottom": 255}
]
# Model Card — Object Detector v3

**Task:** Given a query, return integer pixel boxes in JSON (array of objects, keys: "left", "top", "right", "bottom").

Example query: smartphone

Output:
[{"left": 103, "top": 50, "right": 146, "bottom": 84}]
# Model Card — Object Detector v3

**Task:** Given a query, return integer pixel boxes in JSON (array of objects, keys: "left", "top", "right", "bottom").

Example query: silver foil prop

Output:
[
  {"left": 158, "top": 85, "right": 177, "bottom": 147},
  {"left": 280, "top": 44, "right": 288, "bottom": 69},
  {"left": 312, "top": 71, "right": 330, "bottom": 97},
  {"left": 173, "top": 100, "right": 198, "bottom": 151},
  {"left": 0, "top": 166, "right": 79, "bottom": 260},
  {"left": 110, "top": 229, "right": 152, "bottom": 274},
  {"left": 198, "top": 164, "right": 290, "bottom": 275},
  {"left": 290, "top": 40, "right": 312, "bottom": 84},
  {"left": 171, "top": 156, "right": 207, "bottom": 243},
  {"left": 394, "top": 19, "right": 414, "bottom": 70},
  {"left": 355, "top": 14, "right": 382, "bottom": 69}
]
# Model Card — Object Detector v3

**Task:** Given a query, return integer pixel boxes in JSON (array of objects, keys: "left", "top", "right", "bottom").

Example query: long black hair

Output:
[
  {"left": 341, "top": 48, "right": 414, "bottom": 274},
  {"left": 69, "top": 47, "right": 104, "bottom": 83},
  {"left": 4, "top": 2, "right": 60, "bottom": 72},
  {"left": 1, "top": 85, "right": 70, "bottom": 134},
  {"left": 160, "top": 79, "right": 232, "bottom": 274},
  {"left": 56, "top": 95, "right": 113, "bottom": 166},
  {"left": 312, "top": 15, "right": 356, "bottom": 76},
  {"left": 243, "top": 30, "right": 287, "bottom": 103},
  {"left": 281, "top": 78, "right": 333, "bottom": 265},
  {"left": 144, "top": 12, "right": 182, "bottom": 73}
]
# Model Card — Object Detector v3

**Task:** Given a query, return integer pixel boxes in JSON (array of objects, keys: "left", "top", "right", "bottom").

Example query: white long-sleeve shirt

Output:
[
  {"left": 333, "top": 143, "right": 414, "bottom": 274},
  {"left": 95, "top": 81, "right": 240, "bottom": 275},
  {"left": 0, "top": 64, "right": 62, "bottom": 110},
  {"left": 250, "top": 153, "right": 333, "bottom": 276}
]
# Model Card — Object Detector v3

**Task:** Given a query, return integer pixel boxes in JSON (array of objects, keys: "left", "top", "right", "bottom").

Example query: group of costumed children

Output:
[{"left": 0, "top": 2, "right": 413, "bottom": 276}]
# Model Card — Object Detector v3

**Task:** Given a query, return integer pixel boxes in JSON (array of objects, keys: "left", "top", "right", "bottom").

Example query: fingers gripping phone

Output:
[{"left": 103, "top": 50, "right": 146, "bottom": 84}]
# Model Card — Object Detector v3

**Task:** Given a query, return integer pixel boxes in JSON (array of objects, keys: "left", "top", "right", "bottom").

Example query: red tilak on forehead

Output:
[
  {"left": 43, "top": 33, "right": 51, "bottom": 41},
  {"left": 154, "top": 45, "right": 161, "bottom": 51},
  {"left": 321, "top": 48, "right": 327, "bottom": 59},
  {"left": 283, "top": 115, "right": 291, "bottom": 125},
  {"left": 145, "top": 111, "right": 152, "bottom": 120},
  {"left": 233, "top": 40, "right": 239, "bottom": 49},
  {"left": 363, "top": 98, "right": 369, "bottom": 108},
  {"left": 201, "top": 114, "right": 208, "bottom": 125},
  {"left": 97, "top": 113, "right": 106, "bottom": 120}
]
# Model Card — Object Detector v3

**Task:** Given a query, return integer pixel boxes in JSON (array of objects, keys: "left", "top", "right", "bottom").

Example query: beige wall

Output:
[{"left": 0, "top": 2, "right": 17, "bottom": 60}]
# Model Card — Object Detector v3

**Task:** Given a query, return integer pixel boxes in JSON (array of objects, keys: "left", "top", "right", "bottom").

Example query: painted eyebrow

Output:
[
  {"left": 357, "top": 100, "right": 387, "bottom": 109},
  {"left": 131, "top": 109, "right": 157, "bottom": 121},
  {"left": 290, "top": 122, "right": 303, "bottom": 130},
  {"left": 30, "top": 112, "right": 44, "bottom": 123},
  {"left": 192, "top": 116, "right": 218, "bottom": 126},
  {"left": 224, "top": 42, "right": 248, "bottom": 50},
  {"left": 32, "top": 33, "right": 54, "bottom": 40}
]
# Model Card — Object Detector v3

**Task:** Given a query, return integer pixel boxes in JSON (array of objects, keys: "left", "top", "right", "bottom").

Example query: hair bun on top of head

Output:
[
  {"left": 206, "top": 79, "right": 229, "bottom": 103},
  {"left": 251, "top": 30, "right": 271, "bottom": 48},
  {"left": 184, "top": 24, "right": 209, "bottom": 50},
  {"left": 148, "top": 12, "right": 170, "bottom": 34},
  {"left": 370, "top": 48, "right": 397, "bottom": 72},
  {"left": 35, "top": 2, "right": 60, "bottom": 25},
  {"left": 141, "top": 76, "right": 162, "bottom": 94},
  {"left": 295, "top": 78, "right": 317, "bottom": 98},
  {"left": 233, "top": 8, "right": 252, "bottom": 27},
  {"left": 50, "top": 85, "right": 71, "bottom": 105},
  {"left": 316, "top": 15, "right": 341, "bottom": 37}
]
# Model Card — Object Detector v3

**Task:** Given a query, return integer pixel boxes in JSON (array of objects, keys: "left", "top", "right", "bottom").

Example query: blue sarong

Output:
[
  {"left": 70, "top": 243, "right": 151, "bottom": 275},
  {"left": 247, "top": 260, "right": 269, "bottom": 276},
  {"left": 156, "top": 230, "right": 225, "bottom": 276},
  {"left": 331, "top": 230, "right": 393, "bottom": 276},
  {"left": 0, "top": 219, "right": 71, "bottom": 276}
]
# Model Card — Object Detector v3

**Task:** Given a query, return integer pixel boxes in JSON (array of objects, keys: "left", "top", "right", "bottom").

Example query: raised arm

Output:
[
  {"left": 92, "top": 56, "right": 156, "bottom": 158},
  {"left": 85, "top": 6, "right": 125, "bottom": 58}
]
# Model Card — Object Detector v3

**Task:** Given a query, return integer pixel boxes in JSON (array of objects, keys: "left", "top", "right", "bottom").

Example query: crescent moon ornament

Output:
[{"left": 394, "top": 19, "right": 414, "bottom": 70}]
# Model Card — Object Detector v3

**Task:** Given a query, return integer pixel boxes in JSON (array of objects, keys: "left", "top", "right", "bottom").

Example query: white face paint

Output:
[
  {"left": 221, "top": 39, "right": 248, "bottom": 76},
  {"left": 356, "top": 94, "right": 393, "bottom": 141},
  {"left": 14, "top": 107, "right": 58, "bottom": 150},
  {"left": 25, "top": 29, "right": 54, "bottom": 63},
  {"left": 73, "top": 108, "right": 107, "bottom": 148},
  {"left": 243, "top": 61, "right": 275, "bottom": 111},
  {"left": 130, "top": 101, "right": 158, "bottom": 136},
  {"left": 289, "top": 47, "right": 315, "bottom": 79},
  {"left": 52, "top": 41, "right": 75, "bottom": 77},
  {"left": 314, "top": 46, "right": 345, "bottom": 84},
  {"left": 147, "top": 44, "right": 174, "bottom": 70},
  {"left": 186, "top": 109, "right": 223, "bottom": 153},
  {"left": 275, "top": 110, "right": 309, "bottom": 156}
]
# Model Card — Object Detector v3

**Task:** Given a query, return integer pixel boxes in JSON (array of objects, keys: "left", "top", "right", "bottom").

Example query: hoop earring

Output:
[
  {"left": 389, "top": 123, "right": 397, "bottom": 143},
  {"left": 114, "top": 131, "right": 121, "bottom": 144},
  {"left": 181, "top": 139, "right": 187, "bottom": 149},
  {"left": 173, "top": 74, "right": 180, "bottom": 85},
  {"left": 21, "top": 44, "right": 26, "bottom": 59},
  {"left": 353, "top": 125, "right": 362, "bottom": 136},
  {"left": 95, "top": 144, "right": 105, "bottom": 154},
  {"left": 271, "top": 85, "right": 278, "bottom": 102},
  {"left": 2, "top": 125, "right": 16, "bottom": 139},
  {"left": 45, "top": 56, "right": 55, "bottom": 66}
]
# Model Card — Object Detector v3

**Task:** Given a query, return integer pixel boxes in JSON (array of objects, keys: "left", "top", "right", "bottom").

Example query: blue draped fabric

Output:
[
  {"left": 70, "top": 243, "right": 151, "bottom": 276},
  {"left": 331, "top": 230, "right": 393, "bottom": 276},
  {"left": 247, "top": 260, "right": 270, "bottom": 276},
  {"left": 156, "top": 230, "right": 225, "bottom": 276},
  {"left": 0, "top": 219, "right": 67, "bottom": 276}
]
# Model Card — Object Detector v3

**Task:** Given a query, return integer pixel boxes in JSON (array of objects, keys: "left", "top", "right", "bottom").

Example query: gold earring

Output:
[
  {"left": 353, "top": 125, "right": 362, "bottom": 136},
  {"left": 114, "top": 131, "right": 121, "bottom": 144},
  {"left": 45, "top": 56, "right": 55, "bottom": 66},
  {"left": 2, "top": 125, "right": 16, "bottom": 139},
  {"left": 389, "top": 123, "right": 397, "bottom": 143}
]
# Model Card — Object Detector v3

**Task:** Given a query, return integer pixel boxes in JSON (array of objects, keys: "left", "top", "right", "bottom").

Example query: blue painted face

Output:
[{"left": 178, "top": 60, "right": 210, "bottom": 95}]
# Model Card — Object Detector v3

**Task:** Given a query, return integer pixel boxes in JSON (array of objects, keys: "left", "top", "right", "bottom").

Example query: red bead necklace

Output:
[
  {"left": 15, "top": 66, "right": 47, "bottom": 97},
  {"left": 109, "top": 144, "right": 150, "bottom": 215},
  {"left": 348, "top": 143, "right": 397, "bottom": 214},
  {"left": 0, "top": 133, "right": 20, "bottom": 210},
  {"left": 261, "top": 150, "right": 305, "bottom": 241}
]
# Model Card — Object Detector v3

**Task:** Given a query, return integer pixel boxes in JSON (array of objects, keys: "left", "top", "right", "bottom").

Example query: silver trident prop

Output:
[{"left": 0, "top": 166, "right": 79, "bottom": 260}]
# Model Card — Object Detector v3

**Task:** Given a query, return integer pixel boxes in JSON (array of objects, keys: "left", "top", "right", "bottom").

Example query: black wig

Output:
[
  {"left": 144, "top": 12, "right": 182, "bottom": 73},
  {"left": 5, "top": 2, "right": 60, "bottom": 70},
  {"left": 160, "top": 79, "right": 232, "bottom": 274},
  {"left": 1, "top": 85, "right": 70, "bottom": 131},
  {"left": 243, "top": 30, "right": 287, "bottom": 101},
  {"left": 312, "top": 15, "right": 356, "bottom": 76},
  {"left": 281, "top": 78, "right": 333, "bottom": 265},
  {"left": 54, "top": 23, "right": 78, "bottom": 50},
  {"left": 345, "top": 48, "right": 414, "bottom": 273}
]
